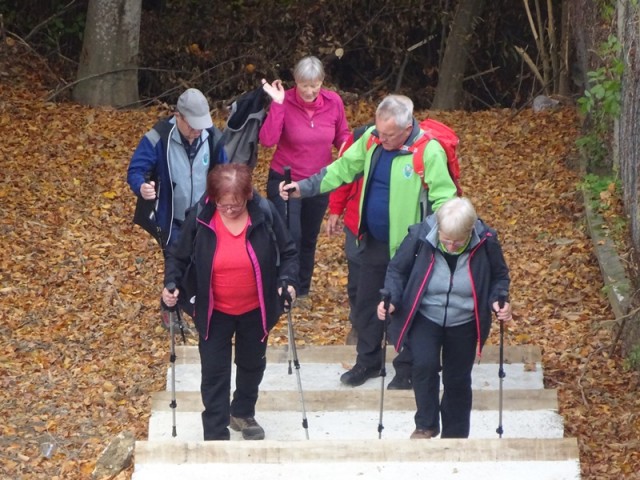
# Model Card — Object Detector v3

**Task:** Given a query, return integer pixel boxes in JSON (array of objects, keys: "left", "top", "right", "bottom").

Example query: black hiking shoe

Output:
[
  {"left": 230, "top": 416, "right": 265, "bottom": 440},
  {"left": 387, "top": 374, "right": 412, "bottom": 390},
  {"left": 340, "top": 364, "right": 380, "bottom": 387}
]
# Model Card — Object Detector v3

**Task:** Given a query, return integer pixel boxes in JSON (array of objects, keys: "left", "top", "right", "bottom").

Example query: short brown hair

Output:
[{"left": 207, "top": 164, "right": 253, "bottom": 203}]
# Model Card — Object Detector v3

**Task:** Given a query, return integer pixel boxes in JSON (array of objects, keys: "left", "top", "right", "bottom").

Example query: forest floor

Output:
[{"left": 1, "top": 42, "right": 639, "bottom": 479}]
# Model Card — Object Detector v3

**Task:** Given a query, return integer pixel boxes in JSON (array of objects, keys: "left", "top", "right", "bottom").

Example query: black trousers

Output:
[
  {"left": 267, "top": 169, "right": 329, "bottom": 296},
  {"left": 199, "top": 308, "right": 267, "bottom": 440},
  {"left": 353, "top": 235, "right": 411, "bottom": 376},
  {"left": 344, "top": 228, "right": 363, "bottom": 326},
  {"left": 409, "top": 314, "right": 477, "bottom": 438}
]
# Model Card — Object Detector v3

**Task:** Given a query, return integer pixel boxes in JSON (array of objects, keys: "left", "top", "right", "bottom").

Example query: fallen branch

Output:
[{"left": 577, "top": 345, "right": 607, "bottom": 407}]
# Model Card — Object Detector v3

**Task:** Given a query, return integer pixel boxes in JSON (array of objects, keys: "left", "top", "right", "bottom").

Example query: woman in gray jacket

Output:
[{"left": 377, "top": 197, "right": 513, "bottom": 439}]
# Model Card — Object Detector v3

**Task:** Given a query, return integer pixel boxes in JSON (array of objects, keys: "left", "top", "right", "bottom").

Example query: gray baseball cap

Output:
[{"left": 176, "top": 88, "right": 213, "bottom": 130}]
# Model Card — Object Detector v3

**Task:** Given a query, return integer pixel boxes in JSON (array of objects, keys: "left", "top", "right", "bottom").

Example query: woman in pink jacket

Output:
[{"left": 260, "top": 56, "right": 350, "bottom": 303}]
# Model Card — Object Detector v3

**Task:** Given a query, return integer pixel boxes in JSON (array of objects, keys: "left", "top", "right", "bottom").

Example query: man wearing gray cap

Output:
[{"left": 128, "top": 88, "right": 227, "bottom": 250}]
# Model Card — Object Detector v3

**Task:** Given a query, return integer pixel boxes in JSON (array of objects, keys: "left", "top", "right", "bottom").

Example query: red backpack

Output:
[{"left": 366, "top": 118, "right": 462, "bottom": 196}]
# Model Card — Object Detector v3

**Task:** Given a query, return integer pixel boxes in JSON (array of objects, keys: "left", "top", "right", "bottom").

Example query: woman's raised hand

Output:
[{"left": 261, "top": 78, "right": 285, "bottom": 104}]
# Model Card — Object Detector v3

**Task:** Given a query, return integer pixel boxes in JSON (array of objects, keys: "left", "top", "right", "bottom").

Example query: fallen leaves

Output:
[{"left": 1, "top": 47, "right": 639, "bottom": 480}]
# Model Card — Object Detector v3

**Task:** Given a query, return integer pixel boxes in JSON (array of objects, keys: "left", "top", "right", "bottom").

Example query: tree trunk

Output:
[
  {"left": 617, "top": 0, "right": 640, "bottom": 355},
  {"left": 431, "top": 0, "right": 486, "bottom": 110},
  {"left": 72, "top": 0, "right": 141, "bottom": 107},
  {"left": 557, "top": 0, "right": 571, "bottom": 97},
  {"left": 619, "top": 2, "right": 640, "bottom": 253}
]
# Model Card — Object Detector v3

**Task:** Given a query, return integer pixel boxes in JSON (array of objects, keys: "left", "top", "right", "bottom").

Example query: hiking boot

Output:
[
  {"left": 229, "top": 415, "right": 265, "bottom": 440},
  {"left": 387, "top": 374, "right": 412, "bottom": 390},
  {"left": 345, "top": 328, "right": 358, "bottom": 345},
  {"left": 410, "top": 427, "right": 440, "bottom": 439},
  {"left": 340, "top": 364, "right": 380, "bottom": 387}
]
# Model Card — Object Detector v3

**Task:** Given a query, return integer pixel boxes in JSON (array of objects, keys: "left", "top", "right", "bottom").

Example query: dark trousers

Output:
[
  {"left": 199, "top": 308, "right": 267, "bottom": 440},
  {"left": 344, "top": 228, "right": 363, "bottom": 326},
  {"left": 409, "top": 314, "right": 477, "bottom": 438},
  {"left": 353, "top": 235, "right": 411, "bottom": 376},
  {"left": 267, "top": 169, "right": 329, "bottom": 296}
]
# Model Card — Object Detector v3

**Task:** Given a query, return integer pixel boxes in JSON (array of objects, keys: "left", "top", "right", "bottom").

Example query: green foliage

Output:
[
  {"left": 597, "top": 0, "right": 617, "bottom": 21},
  {"left": 623, "top": 344, "right": 640, "bottom": 371},
  {"left": 576, "top": 35, "right": 623, "bottom": 169},
  {"left": 581, "top": 173, "right": 618, "bottom": 197},
  {"left": 46, "top": 9, "right": 86, "bottom": 46},
  {"left": 580, "top": 173, "right": 620, "bottom": 211}
]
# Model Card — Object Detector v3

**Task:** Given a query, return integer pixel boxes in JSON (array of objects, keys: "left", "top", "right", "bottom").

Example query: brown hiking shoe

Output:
[
  {"left": 410, "top": 428, "right": 440, "bottom": 439},
  {"left": 230, "top": 415, "right": 265, "bottom": 440}
]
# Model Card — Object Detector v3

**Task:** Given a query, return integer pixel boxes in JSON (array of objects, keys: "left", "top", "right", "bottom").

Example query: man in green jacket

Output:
[{"left": 280, "top": 94, "right": 457, "bottom": 388}]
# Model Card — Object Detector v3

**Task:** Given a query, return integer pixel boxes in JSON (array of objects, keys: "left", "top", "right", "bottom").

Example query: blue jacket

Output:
[
  {"left": 383, "top": 216, "right": 510, "bottom": 355},
  {"left": 127, "top": 117, "right": 227, "bottom": 247}
]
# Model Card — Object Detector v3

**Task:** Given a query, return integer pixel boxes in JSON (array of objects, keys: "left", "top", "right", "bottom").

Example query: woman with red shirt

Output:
[{"left": 162, "top": 164, "right": 298, "bottom": 441}]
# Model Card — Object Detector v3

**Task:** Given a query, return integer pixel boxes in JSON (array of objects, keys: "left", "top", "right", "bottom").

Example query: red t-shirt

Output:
[{"left": 211, "top": 212, "right": 260, "bottom": 315}]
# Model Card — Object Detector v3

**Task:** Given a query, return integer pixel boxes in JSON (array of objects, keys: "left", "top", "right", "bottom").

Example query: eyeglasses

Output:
[
  {"left": 439, "top": 236, "right": 468, "bottom": 249},
  {"left": 216, "top": 202, "right": 246, "bottom": 213}
]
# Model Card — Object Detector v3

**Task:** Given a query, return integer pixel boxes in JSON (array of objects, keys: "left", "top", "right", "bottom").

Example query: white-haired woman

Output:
[
  {"left": 259, "top": 56, "right": 350, "bottom": 303},
  {"left": 377, "top": 197, "right": 513, "bottom": 439}
]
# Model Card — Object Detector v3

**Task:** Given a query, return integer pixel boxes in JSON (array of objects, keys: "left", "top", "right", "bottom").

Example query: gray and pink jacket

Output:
[{"left": 383, "top": 215, "right": 510, "bottom": 356}]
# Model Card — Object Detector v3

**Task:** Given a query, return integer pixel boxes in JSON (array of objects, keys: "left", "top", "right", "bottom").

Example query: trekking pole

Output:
[
  {"left": 496, "top": 297, "right": 506, "bottom": 438},
  {"left": 164, "top": 282, "right": 179, "bottom": 438},
  {"left": 283, "top": 281, "right": 309, "bottom": 439},
  {"left": 378, "top": 288, "right": 391, "bottom": 439},
  {"left": 282, "top": 166, "right": 309, "bottom": 439},
  {"left": 282, "top": 166, "right": 295, "bottom": 375}
]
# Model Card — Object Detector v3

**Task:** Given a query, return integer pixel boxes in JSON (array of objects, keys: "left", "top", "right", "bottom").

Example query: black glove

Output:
[{"left": 280, "top": 283, "right": 293, "bottom": 311}]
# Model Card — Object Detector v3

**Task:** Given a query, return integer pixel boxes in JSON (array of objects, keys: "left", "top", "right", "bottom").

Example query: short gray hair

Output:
[
  {"left": 376, "top": 94, "right": 413, "bottom": 129},
  {"left": 294, "top": 56, "right": 325, "bottom": 83},
  {"left": 436, "top": 197, "right": 478, "bottom": 239}
]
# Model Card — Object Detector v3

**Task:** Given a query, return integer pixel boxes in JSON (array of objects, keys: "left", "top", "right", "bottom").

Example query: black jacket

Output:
[
  {"left": 164, "top": 193, "right": 298, "bottom": 340},
  {"left": 384, "top": 216, "right": 510, "bottom": 355}
]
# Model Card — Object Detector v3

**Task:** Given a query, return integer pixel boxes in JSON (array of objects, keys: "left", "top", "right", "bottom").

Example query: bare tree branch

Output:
[
  {"left": 25, "top": 0, "right": 78, "bottom": 42},
  {"left": 514, "top": 45, "right": 545, "bottom": 86}
]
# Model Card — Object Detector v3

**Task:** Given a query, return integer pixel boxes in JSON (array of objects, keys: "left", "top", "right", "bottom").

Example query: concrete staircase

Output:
[{"left": 132, "top": 344, "right": 581, "bottom": 479}]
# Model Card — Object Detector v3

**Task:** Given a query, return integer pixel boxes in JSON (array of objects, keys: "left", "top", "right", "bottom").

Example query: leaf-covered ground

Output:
[{"left": 1, "top": 45, "right": 639, "bottom": 479}]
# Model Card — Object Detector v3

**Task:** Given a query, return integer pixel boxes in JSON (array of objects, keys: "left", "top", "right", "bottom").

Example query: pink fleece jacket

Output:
[{"left": 259, "top": 87, "right": 350, "bottom": 181}]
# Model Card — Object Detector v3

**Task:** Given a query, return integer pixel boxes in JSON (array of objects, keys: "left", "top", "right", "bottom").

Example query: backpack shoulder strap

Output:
[
  {"left": 207, "top": 126, "right": 228, "bottom": 169},
  {"left": 409, "top": 133, "right": 431, "bottom": 189},
  {"left": 256, "top": 195, "right": 280, "bottom": 268}
]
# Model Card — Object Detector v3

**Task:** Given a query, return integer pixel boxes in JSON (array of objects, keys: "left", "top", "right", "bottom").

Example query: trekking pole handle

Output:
[
  {"left": 164, "top": 282, "right": 177, "bottom": 312},
  {"left": 283, "top": 166, "right": 296, "bottom": 192},
  {"left": 380, "top": 289, "right": 391, "bottom": 313},
  {"left": 496, "top": 296, "right": 506, "bottom": 317}
]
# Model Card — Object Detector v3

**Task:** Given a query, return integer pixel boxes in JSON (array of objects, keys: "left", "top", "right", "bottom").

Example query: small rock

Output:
[
  {"left": 92, "top": 431, "right": 135, "bottom": 480},
  {"left": 532, "top": 95, "right": 560, "bottom": 112}
]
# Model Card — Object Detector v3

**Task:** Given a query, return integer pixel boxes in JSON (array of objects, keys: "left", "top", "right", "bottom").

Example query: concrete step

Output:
[
  {"left": 168, "top": 345, "right": 544, "bottom": 392},
  {"left": 147, "top": 402, "right": 564, "bottom": 442},
  {"left": 135, "top": 343, "right": 580, "bottom": 479},
  {"left": 174, "top": 344, "right": 541, "bottom": 364},
  {"left": 151, "top": 388, "right": 558, "bottom": 412},
  {"left": 132, "top": 438, "right": 581, "bottom": 480},
  {"left": 148, "top": 389, "right": 562, "bottom": 440}
]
